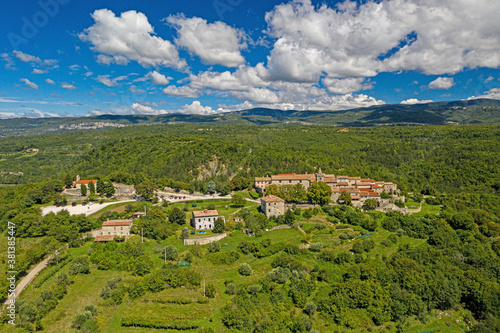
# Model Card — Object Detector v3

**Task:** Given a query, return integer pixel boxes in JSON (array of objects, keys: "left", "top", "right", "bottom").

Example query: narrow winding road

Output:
[{"left": 4, "top": 256, "right": 51, "bottom": 305}]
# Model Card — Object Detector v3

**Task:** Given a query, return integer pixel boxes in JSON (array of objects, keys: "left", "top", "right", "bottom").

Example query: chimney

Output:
[{"left": 107, "top": 218, "right": 109, "bottom": 221}]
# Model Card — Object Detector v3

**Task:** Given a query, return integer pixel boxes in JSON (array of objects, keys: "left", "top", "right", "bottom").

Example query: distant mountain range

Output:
[{"left": 1, "top": 98, "right": 500, "bottom": 137}]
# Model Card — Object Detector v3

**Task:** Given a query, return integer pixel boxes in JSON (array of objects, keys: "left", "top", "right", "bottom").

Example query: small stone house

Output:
[
  {"left": 100, "top": 219, "right": 133, "bottom": 237},
  {"left": 132, "top": 211, "right": 146, "bottom": 219},
  {"left": 260, "top": 195, "right": 285, "bottom": 218},
  {"left": 191, "top": 209, "right": 219, "bottom": 230}
]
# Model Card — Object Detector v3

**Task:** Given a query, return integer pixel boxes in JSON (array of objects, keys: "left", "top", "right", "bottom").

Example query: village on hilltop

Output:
[{"left": 257, "top": 169, "right": 401, "bottom": 217}]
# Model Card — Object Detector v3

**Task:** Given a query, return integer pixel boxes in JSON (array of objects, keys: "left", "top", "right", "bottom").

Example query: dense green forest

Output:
[
  {"left": 1, "top": 124, "right": 499, "bottom": 196},
  {"left": 0, "top": 123, "right": 499, "bottom": 332}
]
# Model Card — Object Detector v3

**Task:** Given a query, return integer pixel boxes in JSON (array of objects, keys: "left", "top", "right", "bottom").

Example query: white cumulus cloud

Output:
[
  {"left": 428, "top": 77, "right": 455, "bottom": 90},
  {"left": 468, "top": 88, "right": 500, "bottom": 100},
  {"left": 96, "top": 74, "right": 128, "bottom": 87},
  {"left": 401, "top": 98, "right": 434, "bottom": 105},
  {"left": 180, "top": 100, "right": 217, "bottom": 115},
  {"left": 167, "top": 15, "right": 246, "bottom": 67},
  {"left": 61, "top": 83, "right": 77, "bottom": 90},
  {"left": 149, "top": 71, "right": 169, "bottom": 85},
  {"left": 264, "top": 0, "right": 500, "bottom": 82},
  {"left": 79, "top": 9, "right": 185, "bottom": 69},
  {"left": 20, "top": 78, "right": 39, "bottom": 90},
  {"left": 322, "top": 77, "right": 373, "bottom": 95},
  {"left": 162, "top": 85, "right": 199, "bottom": 98}
]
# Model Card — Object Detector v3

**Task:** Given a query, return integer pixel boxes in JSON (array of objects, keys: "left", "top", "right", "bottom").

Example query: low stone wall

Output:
[{"left": 183, "top": 232, "right": 227, "bottom": 246}]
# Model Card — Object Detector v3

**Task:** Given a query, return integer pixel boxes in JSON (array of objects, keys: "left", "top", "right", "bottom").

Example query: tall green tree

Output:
[
  {"left": 81, "top": 184, "right": 87, "bottom": 196},
  {"left": 266, "top": 184, "right": 280, "bottom": 197},
  {"left": 88, "top": 181, "right": 96, "bottom": 195},
  {"left": 363, "top": 199, "right": 379, "bottom": 210},
  {"left": 213, "top": 217, "right": 225, "bottom": 233},
  {"left": 339, "top": 192, "right": 352, "bottom": 205},
  {"left": 169, "top": 207, "right": 187, "bottom": 225},
  {"left": 135, "top": 180, "right": 156, "bottom": 200},
  {"left": 63, "top": 174, "right": 73, "bottom": 188},
  {"left": 96, "top": 179, "right": 105, "bottom": 194},
  {"left": 307, "top": 182, "right": 332, "bottom": 206},
  {"left": 284, "top": 209, "right": 295, "bottom": 225},
  {"left": 206, "top": 181, "right": 217, "bottom": 194},
  {"left": 104, "top": 181, "right": 115, "bottom": 196}
]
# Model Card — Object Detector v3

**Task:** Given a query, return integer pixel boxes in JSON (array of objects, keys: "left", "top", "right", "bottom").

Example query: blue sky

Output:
[{"left": 1, "top": 0, "right": 500, "bottom": 118}]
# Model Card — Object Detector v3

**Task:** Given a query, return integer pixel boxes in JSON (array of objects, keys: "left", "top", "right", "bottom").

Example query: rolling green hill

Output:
[{"left": 1, "top": 98, "right": 500, "bottom": 137}]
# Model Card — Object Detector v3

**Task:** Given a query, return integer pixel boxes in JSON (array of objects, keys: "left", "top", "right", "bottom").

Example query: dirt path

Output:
[{"left": 4, "top": 256, "right": 51, "bottom": 305}]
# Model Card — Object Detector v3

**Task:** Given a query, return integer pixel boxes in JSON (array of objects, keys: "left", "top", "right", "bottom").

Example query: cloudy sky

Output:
[{"left": 1, "top": 0, "right": 500, "bottom": 118}]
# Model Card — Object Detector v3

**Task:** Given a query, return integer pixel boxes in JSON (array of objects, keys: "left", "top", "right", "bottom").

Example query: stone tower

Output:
[{"left": 317, "top": 168, "right": 325, "bottom": 182}]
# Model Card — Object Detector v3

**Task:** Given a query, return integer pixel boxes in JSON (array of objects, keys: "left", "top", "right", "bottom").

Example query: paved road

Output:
[
  {"left": 4, "top": 256, "right": 51, "bottom": 305},
  {"left": 157, "top": 191, "right": 233, "bottom": 203},
  {"left": 41, "top": 199, "right": 136, "bottom": 216}
]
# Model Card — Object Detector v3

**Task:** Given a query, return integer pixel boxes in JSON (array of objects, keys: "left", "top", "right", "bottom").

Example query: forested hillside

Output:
[{"left": 1, "top": 125, "right": 499, "bottom": 196}]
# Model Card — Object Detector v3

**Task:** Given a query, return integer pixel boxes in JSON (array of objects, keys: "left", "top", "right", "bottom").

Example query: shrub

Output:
[
  {"left": 69, "top": 257, "right": 90, "bottom": 275},
  {"left": 304, "top": 302, "right": 317, "bottom": 315},
  {"left": 339, "top": 231, "right": 356, "bottom": 240},
  {"left": 208, "top": 241, "right": 221, "bottom": 252},
  {"left": 164, "top": 245, "right": 179, "bottom": 261},
  {"left": 205, "top": 283, "right": 216, "bottom": 298},
  {"left": 309, "top": 243, "right": 323, "bottom": 252},
  {"left": 239, "top": 263, "right": 252, "bottom": 276},
  {"left": 247, "top": 284, "right": 262, "bottom": 294},
  {"left": 226, "top": 283, "right": 237, "bottom": 295}
]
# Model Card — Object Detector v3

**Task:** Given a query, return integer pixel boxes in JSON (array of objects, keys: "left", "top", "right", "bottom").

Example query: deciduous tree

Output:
[{"left": 307, "top": 182, "right": 332, "bottom": 205}]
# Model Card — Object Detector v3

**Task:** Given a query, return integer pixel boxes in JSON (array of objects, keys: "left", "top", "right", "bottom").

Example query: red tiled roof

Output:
[
  {"left": 271, "top": 174, "right": 316, "bottom": 181},
  {"left": 368, "top": 192, "right": 380, "bottom": 197},
  {"left": 72, "top": 180, "right": 97, "bottom": 185},
  {"left": 94, "top": 235, "right": 116, "bottom": 242},
  {"left": 255, "top": 177, "right": 271, "bottom": 182},
  {"left": 356, "top": 182, "right": 373, "bottom": 186},
  {"left": 348, "top": 177, "right": 361, "bottom": 180},
  {"left": 261, "top": 195, "right": 285, "bottom": 202},
  {"left": 192, "top": 209, "right": 219, "bottom": 217},
  {"left": 339, "top": 187, "right": 359, "bottom": 193},
  {"left": 102, "top": 220, "right": 133, "bottom": 227},
  {"left": 337, "top": 182, "right": 349, "bottom": 186},
  {"left": 324, "top": 177, "right": 337, "bottom": 183},
  {"left": 351, "top": 195, "right": 361, "bottom": 200},
  {"left": 372, "top": 185, "right": 382, "bottom": 189}
]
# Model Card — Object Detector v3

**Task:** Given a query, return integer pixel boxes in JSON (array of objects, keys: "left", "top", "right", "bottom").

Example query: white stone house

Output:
[{"left": 191, "top": 209, "right": 219, "bottom": 230}]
